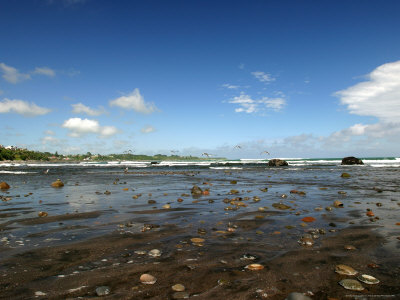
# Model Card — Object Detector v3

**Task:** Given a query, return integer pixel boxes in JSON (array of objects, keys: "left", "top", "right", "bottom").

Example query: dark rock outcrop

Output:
[
  {"left": 341, "top": 156, "right": 363, "bottom": 165},
  {"left": 268, "top": 159, "right": 289, "bottom": 167}
]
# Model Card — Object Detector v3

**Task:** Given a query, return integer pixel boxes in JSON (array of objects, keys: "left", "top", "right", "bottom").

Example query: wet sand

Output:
[{"left": 1, "top": 166, "right": 400, "bottom": 299}]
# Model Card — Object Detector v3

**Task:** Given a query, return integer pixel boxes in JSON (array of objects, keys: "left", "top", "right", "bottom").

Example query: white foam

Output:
[{"left": 0, "top": 170, "right": 37, "bottom": 174}]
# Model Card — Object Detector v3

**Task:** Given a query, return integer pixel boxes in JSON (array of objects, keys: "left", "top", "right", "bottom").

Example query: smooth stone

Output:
[
  {"left": 51, "top": 179, "right": 64, "bottom": 187},
  {"left": 285, "top": 292, "right": 312, "bottom": 300},
  {"left": 140, "top": 274, "right": 157, "bottom": 284},
  {"left": 172, "top": 283, "right": 185, "bottom": 292},
  {"left": 148, "top": 249, "right": 161, "bottom": 257},
  {"left": 339, "top": 279, "right": 364, "bottom": 291},
  {"left": 96, "top": 286, "right": 110, "bottom": 296}
]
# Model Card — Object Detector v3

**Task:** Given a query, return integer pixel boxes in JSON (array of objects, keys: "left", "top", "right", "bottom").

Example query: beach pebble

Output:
[
  {"left": 140, "top": 274, "right": 157, "bottom": 284},
  {"left": 245, "top": 263, "right": 264, "bottom": 270},
  {"left": 148, "top": 249, "right": 161, "bottom": 257},
  {"left": 335, "top": 264, "right": 357, "bottom": 275},
  {"left": 333, "top": 200, "right": 343, "bottom": 208},
  {"left": 338, "top": 279, "right": 364, "bottom": 291},
  {"left": 285, "top": 292, "right": 312, "bottom": 300},
  {"left": 172, "top": 283, "right": 185, "bottom": 292},
  {"left": 51, "top": 179, "right": 64, "bottom": 188},
  {"left": 0, "top": 182, "right": 10, "bottom": 189},
  {"left": 172, "top": 291, "right": 190, "bottom": 299},
  {"left": 95, "top": 286, "right": 110, "bottom": 296},
  {"left": 357, "top": 274, "right": 380, "bottom": 284}
]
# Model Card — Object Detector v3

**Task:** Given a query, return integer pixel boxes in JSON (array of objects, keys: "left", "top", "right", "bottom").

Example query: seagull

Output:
[
  {"left": 124, "top": 167, "right": 128, "bottom": 173},
  {"left": 202, "top": 153, "right": 212, "bottom": 157},
  {"left": 260, "top": 151, "right": 270, "bottom": 155},
  {"left": 234, "top": 145, "right": 242, "bottom": 149},
  {"left": 44, "top": 169, "right": 49, "bottom": 174}
]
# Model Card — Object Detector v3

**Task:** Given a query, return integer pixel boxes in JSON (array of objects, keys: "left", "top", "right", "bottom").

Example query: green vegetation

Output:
[{"left": 0, "top": 147, "right": 225, "bottom": 161}]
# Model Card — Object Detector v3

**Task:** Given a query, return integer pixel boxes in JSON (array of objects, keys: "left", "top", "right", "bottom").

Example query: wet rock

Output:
[
  {"left": 272, "top": 203, "right": 291, "bottom": 210},
  {"left": 51, "top": 179, "right": 64, "bottom": 188},
  {"left": 148, "top": 199, "right": 157, "bottom": 204},
  {"left": 333, "top": 200, "right": 343, "bottom": 208},
  {"left": 191, "top": 185, "right": 203, "bottom": 196},
  {"left": 95, "top": 286, "right": 111, "bottom": 296},
  {"left": 341, "top": 156, "right": 363, "bottom": 165},
  {"left": 0, "top": 182, "right": 10, "bottom": 189},
  {"left": 38, "top": 211, "right": 48, "bottom": 217},
  {"left": 140, "top": 274, "right": 157, "bottom": 284},
  {"left": 245, "top": 263, "right": 264, "bottom": 270},
  {"left": 268, "top": 159, "right": 288, "bottom": 167},
  {"left": 340, "top": 172, "right": 351, "bottom": 178},
  {"left": 298, "top": 237, "right": 314, "bottom": 246},
  {"left": 162, "top": 204, "right": 171, "bottom": 209},
  {"left": 338, "top": 279, "right": 364, "bottom": 291},
  {"left": 285, "top": 292, "right": 312, "bottom": 300}
]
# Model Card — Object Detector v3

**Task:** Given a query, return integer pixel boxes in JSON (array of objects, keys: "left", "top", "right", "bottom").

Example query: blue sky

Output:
[{"left": 1, "top": 0, "right": 400, "bottom": 159}]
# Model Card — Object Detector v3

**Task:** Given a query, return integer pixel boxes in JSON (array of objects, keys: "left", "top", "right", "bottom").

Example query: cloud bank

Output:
[{"left": 72, "top": 103, "right": 106, "bottom": 116}]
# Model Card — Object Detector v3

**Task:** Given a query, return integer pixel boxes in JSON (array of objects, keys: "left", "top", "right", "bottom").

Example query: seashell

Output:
[
  {"left": 148, "top": 249, "right": 161, "bottom": 257},
  {"left": 338, "top": 279, "right": 364, "bottom": 291},
  {"left": 245, "top": 263, "right": 264, "bottom": 270},
  {"left": 357, "top": 274, "right": 379, "bottom": 284},
  {"left": 140, "top": 274, "right": 157, "bottom": 284},
  {"left": 335, "top": 264, "right": 357, "bottom": 275}
]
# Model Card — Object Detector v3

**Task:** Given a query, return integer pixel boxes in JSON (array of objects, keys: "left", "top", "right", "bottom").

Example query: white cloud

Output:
[
  {"left": 0, "top": 63, "right": 31, "bottom": 84},
  {"left": 0, "top": 98, "right": 51, "bottom": 116},
  {"left": 141, "top": 125, "right": 156, "bottom": 134},
  {"left": 62, "top": 117, "right": 118, "bottom": 138},
  {"left": 109, "top": 88, "right": 157, "bottom": 114},
  {"left": 71, "top": 103, "right": 106, "bottom": 116},
  {"left": 222, "top": 83, "right": 240, "bottom": 89},
  {"left": 228, "top": 92, "right": 286, "bottom": 114},
  {"left": 251, "top": 71, "right": 275, "bottom": 83},
  {"left": 44, "top": 130, "right": 55, "bottom": 135},
  {"left": 33, "top": 67, "right": 56, "bottom": 77},
  {"left": 335, "top": 60, "right": 400, "bottom": 122}
]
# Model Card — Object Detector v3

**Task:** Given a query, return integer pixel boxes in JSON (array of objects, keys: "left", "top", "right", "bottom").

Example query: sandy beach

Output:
[{"left": 1, "top": 162, "right": 399, "bottom": 299}]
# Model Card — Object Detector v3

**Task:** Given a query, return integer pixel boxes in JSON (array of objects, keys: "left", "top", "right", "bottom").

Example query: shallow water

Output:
[{"left": 1, "top": 162, "right": 399, "bottom": 259}]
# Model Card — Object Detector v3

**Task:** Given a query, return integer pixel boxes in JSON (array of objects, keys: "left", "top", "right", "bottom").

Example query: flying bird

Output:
[
  {"left": 202, "top": 153, "right": 212, "bottom": 157},
  {"left": 260, "top": 151, "right": 270, "bottom": 155},
  {"left": 234, "top": 145, "right": 242, "bottom": 149},
  {"left": 43, "top": 169, "right": 49, "bottom": 174}
]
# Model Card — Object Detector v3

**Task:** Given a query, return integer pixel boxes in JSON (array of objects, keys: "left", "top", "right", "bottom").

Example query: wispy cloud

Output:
[
  {"left": 109, "top": 88, "right": 158, "bottom": 114},
  {"left": 71, "top": 103, "right": 106, "bottom": 116},
  {"left": 33, "top": 67, "right": 56, "bottom": 77},
  {"left": 0, "top": 98, "right": 51, "bottom": 116},
  {"left": 141, "top": 125, "right": 156, "bottom": 134},
  {"left": 222, "top": 83, "right": 240, "bottom": 89},
  {"left": 62, "top": 117, "right": 118, "bottom": 138},
  {"left": 251, "top": 71, "right": 275, "bottom": 83},
  {"left": 228, "top": 92, "right": 286, "bottom": 114},
  {"left": 0, "top": 63, "right": 31, "bottom": 84}
]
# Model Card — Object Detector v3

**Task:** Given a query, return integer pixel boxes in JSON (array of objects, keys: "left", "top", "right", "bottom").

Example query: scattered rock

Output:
[
  {"left": 285, "top": 292, "right": 312, "bottom": 300},
  {"left": 268, "top": 159, "right": 288, "bottom": 167},
  {"left": 341, "top": 156, "right": 364, "bottom": 165},
  {"left": 272, "top": 203, "right": 291, "bottom": 210},
  {"left": 172, "top": 291, "right": 190, "bottom": 299},
  {"left": 191, "top": 185, "right": 202, "bottom": 196},
  {"left": 341, "top": 172, "right": 351, "bottom": 178},
  {"left": 172, "top": 284, "right": 185, "bottom": 292},
  {"left": 38, "top": 211, "right": 48, "bottom": 217},
  {"left": 140, "top": 274, "right": 157, "bottom": 284},
  {"left": 0, "top": 182, "right": 10, "bottom": 189},
  {"left": 95, "top": 286, "right": 110, "bottom": 296},
  {"left": 51, "top": 179, "right": 64, "bottom": 188},
  {"left": 335, "top": 264, "right": 357, "bottom": 275},
  {"left": 338, "top": 279, "right": 364, "bottom": 291}
]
